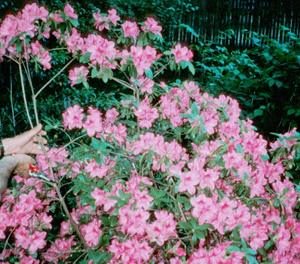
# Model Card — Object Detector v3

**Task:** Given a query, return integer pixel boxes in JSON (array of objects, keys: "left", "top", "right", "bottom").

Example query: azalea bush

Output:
[{"left": 0, "top": 3, "right": 300, "bottom": 264}]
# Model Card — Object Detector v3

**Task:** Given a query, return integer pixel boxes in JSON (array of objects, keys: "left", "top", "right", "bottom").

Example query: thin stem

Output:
[
  {"left": 3, "top": 227, "right": 15, "bottom": 251},
  {"left": 152, "top": 60, "right": 171, "bottom": 79},
  {"left": 47, "top": 47, "right": 68, "bottom": 51},
  {"left": 18, "top": 57, "right": 34, "bottom": 128},
  {"left": 35, "top": 56, "right": 76, "bottom": 99},
  {"left": 55, "top": 183, "right": 89, "bottom": 249},
  {"left": 9, "top": 63, "right": 16, "bottom": 128},
  {"left": 46, "top": 160, "right": 88, "bottom": 249},
  {"left": 110, "top": 76, "right": 136, "bottom": 91},
  {"left": 23, "top": 59, "right": 40, "bottom": 125}
]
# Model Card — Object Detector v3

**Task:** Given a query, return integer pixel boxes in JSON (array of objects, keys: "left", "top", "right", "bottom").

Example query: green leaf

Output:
[
  {"left": 176, "top": 196, "right": 192, "bottom": 211},
  {"left": 80, "top": 52, "right": 91, "bottom": 63},
  {"left": 83, "top": 80, "right": 89, "bottom": 89},
  {"left": 246, "top": 248, "right": 257, "bottom": 255},
  {"left": 253, "top": 109, "right": 263, "bottom": 117},
  {"left": 87, "top": 249, "right": 113, "bottom": 264},
  {"left": 194, "top": 229, "right": 205, "bottom": 239},
  {"left": 118, "top": 189, "right": 132, "bottom": 200},
  {"left": 275, "top": 80, "right": 283, "bottom": 88},
  {"left": 268, "top": 79, "right": 275, "bottom": 87},
  {"left": 191, "top": 102, "right": 199, "bottom": 116},
  {"left": 245, "top": 255, "right": 259, "bottom": 264},
  {"left": 180, "top": 61, "right": 188, "bottom": 69},
  {"left": 197, "top": 223, "right": 214, "bottom": 231},
  {"left": 80, "top": 193, "right": 96, "bottom": 209},
  {"left": 235, "top": 144, "right": 244, "bottom": 153},
  {"left": 91, "top": 68, "right": 99, "bottom": 78},
  {"left": 287, "top": 109, "right": 296, "bottom": 115},
  {"left": 282, "top": 186, "right": 290, "bottom": 195},
  {"left": 226, "top": 245, "right": 241, "bottom": 252},
  {"left": 145, "top": 69, "right": 153, "bottom": 79},
  {"left": 68, "top": 18, "right": 79, "bottom": 27},
  {"left": 163, "top": 50, "right": 173, "bottom": 56},
  {"left": 179, "top": 24, "right": 199, "bottom": 38},
  {"left": 188, "top": 62, "right": 195, "bottom": 75},
  {"left": 178, "top": 221, "right": 193, "bottom": 230},
  {"left": 241, "top": 238, "right": 247, "bottom": 249},
  {"left": 8, "top": 36, "right": 19, "bottom": 46}
]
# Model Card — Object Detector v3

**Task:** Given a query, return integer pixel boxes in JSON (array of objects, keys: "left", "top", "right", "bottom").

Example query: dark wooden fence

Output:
[{"left": 166, "top": 0, "right": 300, "bottom": 46}]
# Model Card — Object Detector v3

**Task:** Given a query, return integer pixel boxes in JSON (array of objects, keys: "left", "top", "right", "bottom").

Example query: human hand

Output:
[
  {"left": 12, "top": 154, "right": 35, "bottom": 179},
  {"left": 2, "top": 124, "right": 49, "bottom": 156},
  {"left": 0, "top": 154, "right": 35, "bottom": 195}
]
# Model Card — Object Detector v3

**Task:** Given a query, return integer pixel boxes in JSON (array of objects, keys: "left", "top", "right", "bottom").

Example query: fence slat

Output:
[{"left": 170, "top": 0, "right": 300, "bottom": 46}]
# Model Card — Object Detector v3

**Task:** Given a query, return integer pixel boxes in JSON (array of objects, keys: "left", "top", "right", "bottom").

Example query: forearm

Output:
[{"left": 0, "top": 156, "right": 18, "bottom": 194}]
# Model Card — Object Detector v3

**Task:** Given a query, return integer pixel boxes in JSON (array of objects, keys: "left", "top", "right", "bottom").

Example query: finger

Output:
[
  {"left": 31, "top": 144, "right": 49, "bottom": 155},
  {"left": 33, "top": 136, "right": 48, "bottom": 145},
  {"left": 40, "top": 130, "right": 47, "bottom": 136},
  {"left": 22, "top": 124, "right": 43, "bottom": 140}
]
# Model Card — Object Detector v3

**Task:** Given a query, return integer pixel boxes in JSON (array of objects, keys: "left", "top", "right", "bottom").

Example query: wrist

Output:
[
  {"left": 1, "top": 138, "right": 16, "bottom": 156},
  {"left": 0, "top": 140, "right": 4, "bottom": 159}
]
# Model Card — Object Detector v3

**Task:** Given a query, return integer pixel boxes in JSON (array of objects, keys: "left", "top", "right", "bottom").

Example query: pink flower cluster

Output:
[
  {"left": 134, "top": 97, "right": 159, "bottom": 128},
  {"left": 0, "top": 176, "right": 55, "bottom": 262},
  {"left": 171, "top": 44, "right": 193, "bottom": 63},
  {"left": 141, "top": 17, "right": 163, "bottom": 37},
  {"left": 93, "top": 9, "right": 120, "bottom": 31}
]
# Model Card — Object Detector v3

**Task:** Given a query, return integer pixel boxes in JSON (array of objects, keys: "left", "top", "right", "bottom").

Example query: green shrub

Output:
[{"left": 192, "top": 27, "right": 300, "bottom": 140}]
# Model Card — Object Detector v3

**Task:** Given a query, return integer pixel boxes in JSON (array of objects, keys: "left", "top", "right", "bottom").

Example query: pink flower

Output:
[
  {"left": 146, "top": 211, "right": 177, "bottom": 246},
  {"left": 43, "top": 236, "right": 76, "bottom": 262},
  {"left": 122, "top": 21, "right": 140, "bottom": 40},
  {"left": 83, "top": 107, "right": 103, "bottom": 137},
  {"left": 22, "top": 3, "right": 49, "bottom": 23},
  {"left": 109, "top": 237, "right": 153, "bottom": 263},
  {"left": 64, "top": 4, "right": 78, "bottom": 19},
  {"left": 223, "top": 151, "right": 243, "bottom": 170},
  {"left": 29, "top": 231, "right": 47, "bottom": 254},
  {"left": 52, "top": 12, "right": 64, "bottom": 23},
  {"left": 15, "top": 227, "right": 46, "bottom": 254},
  {"left": 190, "top": 193, "right": 218, "bottom": 225},
  {"left": 171, "top": 44, "right": 193, "bottom": 63},
  {"left": 40, "top": 50, "right": 51, "bottom": 70},
  {"left": 199, "top": 167, "right": 220, "bottom": 190},
  {"left": 91, "top": 188, "right": 106, "bottom": 207},
  {"left": 136, "top": 76, "right": 155, "bottom": 94},
  {"left": 275, "top": 224, "right": 291, "bottom": 254},
  {"left": 108, "top": 9, "right": 120, "bottom": 25},
  {"left": 62, "top": 104, "right": 84, "bottom": 130},
  {"left": 93, "top": 11, "right": 110, "bottom": 31},
  {"left": 81, "top": 219, "right": 102, "bottom": 247},
  {"left": 15, "top": 226, "right": 30, "bottom": 250},
  {"left": 20, "top": 255, "right": 40, "bottom": 264},
  {"left": 105, "top": 108, "right": 119, "bottom": 123},
  {"left": 118, "top": 205, "right": 150, "bottom": 235},
  {"left": 69, "top": 66, "right": 89, "bottom": 86},
  {"left": 178, "top": 171, "right": 199, "bottom": 195},
  {"left": 128, "top": 45, "right": 158, "bottom": 75},
  {"left": 30, "top": 40, "right": 42, "bottom": 56},
  {"left": 93, "top": 9, "right": 119, "bottom": 31},
  {"left": 85, "top": 34, "right": 117, "bottom": 68},
  {"left": 66, "top": 28, "right": 84, "bottom": 53},
  {"left": 85, "top": 159, "right": 108, "bottom": 178},
  {"left": 141, "top": 17, "right": 162, "bottom": 37},
  {"left": 18, "top": 190, "right": 42, "bottom": 212},
  {"left": 132, "top": 189, "right": 153, "bottom": 210},
  {"left": 242, "top": 130, "right": 267, "bottom": 159},
  {"left": 134, "top": 97, "right": 159, "bottom": 128}
]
